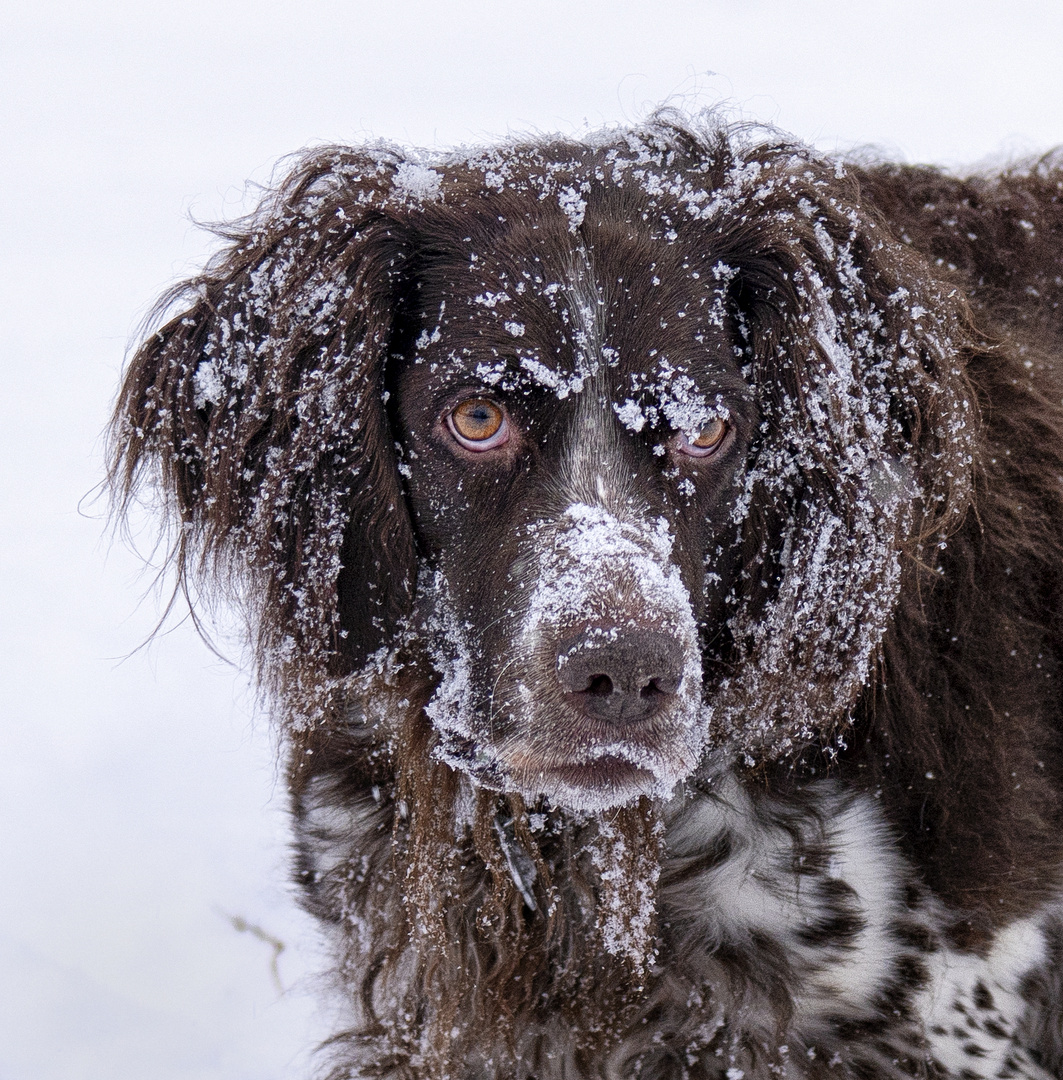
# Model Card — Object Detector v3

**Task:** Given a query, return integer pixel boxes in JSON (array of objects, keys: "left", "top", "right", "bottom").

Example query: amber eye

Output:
[
  {"left": 447, "top": 398, "right": 509, "bottom": 451},
  {"left": 677, "top": 418, "right": 729, "bottom": 458}
]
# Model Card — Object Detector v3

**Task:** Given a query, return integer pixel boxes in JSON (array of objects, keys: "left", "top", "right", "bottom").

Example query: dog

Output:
[{"left": 110, "top": 114, "right": 1063, "bottom": 1078}]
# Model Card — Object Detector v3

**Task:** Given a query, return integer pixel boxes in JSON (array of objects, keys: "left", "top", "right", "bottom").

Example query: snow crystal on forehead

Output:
[
  {"left": 658, "top": 371, "right": 729, "bottom": 436},
  {"left": 558, "top": 185, "right": 587, "bottom": 233},
  {"left": 519, "top": 355, "right": 586, "bottom": 399},
  {"left": 391, "top": 161, "right": 442, "bottom": 203},
  {"left": 474, "top": 358, "right": 509, "bottom": 386},
  {"left": 613, "top": 361, "right": 731, "bottom": 438},
  {"left": 613, "top": 399, "right": 646, "bottom": 433}
]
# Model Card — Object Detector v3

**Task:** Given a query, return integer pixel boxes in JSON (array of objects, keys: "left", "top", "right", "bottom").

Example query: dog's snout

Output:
[{"left": 557, "top": 629, "right": 685, "bottom": 724}]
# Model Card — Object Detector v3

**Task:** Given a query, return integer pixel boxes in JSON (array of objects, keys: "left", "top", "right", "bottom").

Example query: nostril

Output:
[
  {"left": 641, "top": 674, "right": 680, "bottom": 698},
  {"left": 586, "top": 674, "right": 614, "bottom": 698},
  {"left": 639, "top": 678, "right": 664, "bottom": 700}
]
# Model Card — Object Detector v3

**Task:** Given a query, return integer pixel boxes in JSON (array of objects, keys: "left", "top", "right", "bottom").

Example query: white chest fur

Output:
[{"left": 663, "top": 778, "right": 1056, "bottom": 1078}]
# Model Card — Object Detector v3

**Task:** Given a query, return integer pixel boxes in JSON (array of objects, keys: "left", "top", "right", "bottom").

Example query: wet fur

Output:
[{"left": 110, "top": 117, "right": 1063, "bottom": 1078}]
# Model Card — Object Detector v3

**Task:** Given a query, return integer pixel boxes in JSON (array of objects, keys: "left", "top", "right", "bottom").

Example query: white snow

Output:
[
  {"left": 392, "top": 161, "right": 443, "bottom": 203},
  {"left": 557, "top": 185, "right": 587, "bottom": 232},
  {"left": 192, "top": 357, "right": 225, "bottom": 408}
]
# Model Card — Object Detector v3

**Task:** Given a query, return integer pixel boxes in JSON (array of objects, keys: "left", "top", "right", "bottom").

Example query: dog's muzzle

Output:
[{"left": 494, "top": 503, "right": 706, "bottom": 810}]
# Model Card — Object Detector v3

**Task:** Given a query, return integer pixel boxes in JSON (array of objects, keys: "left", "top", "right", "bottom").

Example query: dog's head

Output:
[{"left": 112, "top": 118, "right": 976, "bottom": 811}]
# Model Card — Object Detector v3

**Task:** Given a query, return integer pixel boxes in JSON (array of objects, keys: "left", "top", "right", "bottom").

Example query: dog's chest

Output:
[
  {"left": 298, "top": 767, "right": 1058, "bottom": 1077},
  {"left": 663, "top": 780, "right": 1055, "bottom": 1078}
]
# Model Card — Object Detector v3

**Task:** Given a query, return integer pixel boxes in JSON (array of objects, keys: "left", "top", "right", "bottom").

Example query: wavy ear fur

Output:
[{"left": 110, "top": 149, "right": 419, "bottom": 722}]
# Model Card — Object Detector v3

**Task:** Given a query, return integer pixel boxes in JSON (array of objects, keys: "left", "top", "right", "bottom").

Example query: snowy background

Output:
[{"left": 1, "top": 2, "right": 1061, "bottom": 1076}]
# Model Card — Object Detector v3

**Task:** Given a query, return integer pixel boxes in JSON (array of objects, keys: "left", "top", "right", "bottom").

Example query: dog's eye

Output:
[
  {"left": 447, "top": 398, "right": 509, "bottom": 450},
  {"left": 676, "top": 418, "right": 729, "bottom": 458}
]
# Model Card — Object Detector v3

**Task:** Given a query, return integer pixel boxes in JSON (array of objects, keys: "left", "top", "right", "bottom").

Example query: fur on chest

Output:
[{"left": 293, "top": 737, "right": 1060, "bottom": 1080}]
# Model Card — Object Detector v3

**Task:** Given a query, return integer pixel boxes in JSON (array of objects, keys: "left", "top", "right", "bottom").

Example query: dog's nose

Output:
[{"left": 556, "top": 629, "right": 686, "bottom": 724}]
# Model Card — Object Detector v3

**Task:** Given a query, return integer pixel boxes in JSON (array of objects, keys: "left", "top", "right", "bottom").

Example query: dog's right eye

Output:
[{"left": 447, "top": 398, "right": 509, "bottom": 451}]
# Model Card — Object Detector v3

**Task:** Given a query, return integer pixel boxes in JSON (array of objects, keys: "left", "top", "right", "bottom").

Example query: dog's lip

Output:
[
  {"left": 498, "top": 756, "right": 655, "bottom": 803},
  {"left": 535, "top": 756, "right": 652, "bottom": 788},
  {"left": 497, "top": 713, "right": 701, "bottom": 787},
  {"left": 502, "top": 745, "right": 661, "bottom": 791},
  {"left": 502, "top": 728, "right": 668, "bottom": 769}
]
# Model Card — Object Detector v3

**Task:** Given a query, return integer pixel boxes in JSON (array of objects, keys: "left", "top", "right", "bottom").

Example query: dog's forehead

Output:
[{"left": 404, "top": 218, "right": 742, "bottom": 409}]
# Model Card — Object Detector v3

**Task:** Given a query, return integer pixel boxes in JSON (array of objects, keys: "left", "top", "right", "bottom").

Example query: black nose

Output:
[{"left": 557, "top": 629, "right": 686, "bottom": 724}]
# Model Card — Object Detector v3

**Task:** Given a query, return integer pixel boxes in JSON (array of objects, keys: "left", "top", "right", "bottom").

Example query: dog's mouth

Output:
[
  {"left": 495, "top": 713, "right": 703, "bottom": 809},
  {"left": 507, "top": 754, "right": 663, "bottom": 813},
  {"left": 427, "top": 704, "right": 702, "bottom": 810},
  {"left": 542, "top": 757, "right": 646, "bottom": 785}
]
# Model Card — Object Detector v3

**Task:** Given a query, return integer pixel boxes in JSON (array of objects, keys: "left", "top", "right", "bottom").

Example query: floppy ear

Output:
[
  {"left": 110, "top": 149, "right": 420, "bottom": 720},
  {"left": 679, "top": 138, "right": 978, "bottom": 757}
]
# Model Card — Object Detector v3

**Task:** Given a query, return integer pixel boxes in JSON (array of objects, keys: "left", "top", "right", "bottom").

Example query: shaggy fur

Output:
[{"left": 110, "top": 115, "right": 1063, "bottom": 1079}]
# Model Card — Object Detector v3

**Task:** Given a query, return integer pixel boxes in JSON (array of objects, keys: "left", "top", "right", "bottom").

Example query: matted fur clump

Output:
[{"left": 111, "top": 114, "right": 1063, "bottom": 1079}]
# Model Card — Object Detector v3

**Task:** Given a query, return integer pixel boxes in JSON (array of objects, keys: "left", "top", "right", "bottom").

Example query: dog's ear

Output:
[
  {"left": 684, "top": 138, "right": 978, "bottom": 754},
  {"left": 111, "top": 149, "right": 422, "bottom": 716}
]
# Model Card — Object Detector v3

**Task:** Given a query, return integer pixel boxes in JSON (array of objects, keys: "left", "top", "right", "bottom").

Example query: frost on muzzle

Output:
[{"left": 425, "top": 503, "right": 704, "bottom": 813}]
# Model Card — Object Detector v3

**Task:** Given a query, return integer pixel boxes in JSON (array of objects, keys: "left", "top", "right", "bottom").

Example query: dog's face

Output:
[
  {"left": 113, "top": 127, "right": 971, "bottom": 816},
  {"left": 388, "top": 218, "right": 756, "bottom": 810}
]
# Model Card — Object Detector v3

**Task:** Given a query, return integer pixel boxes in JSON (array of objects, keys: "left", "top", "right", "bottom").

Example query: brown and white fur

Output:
[{"left": 110, "top": 115, "right": 1063, "bottom": 1078}]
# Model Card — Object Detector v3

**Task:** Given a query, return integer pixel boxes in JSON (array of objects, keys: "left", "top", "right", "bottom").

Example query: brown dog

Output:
[{"left": 111, "top": 115, "right": 1063, "bottom": 1079}]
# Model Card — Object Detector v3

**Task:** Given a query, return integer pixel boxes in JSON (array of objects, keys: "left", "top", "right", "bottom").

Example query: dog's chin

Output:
[
  {"left": 426, "top": 683, "right": 707, "bottom": 812},
  {"left": 431, "top": 730, "right": 697, "bottom": 812}
]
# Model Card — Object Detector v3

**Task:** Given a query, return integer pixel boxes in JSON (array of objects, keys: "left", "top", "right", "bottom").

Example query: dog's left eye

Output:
[
  {"left": 676, "top": 418, "right": 729, "bottom": 458},
  {"left": 447, "top": 398, "right": 510, "bottom": 451}
]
